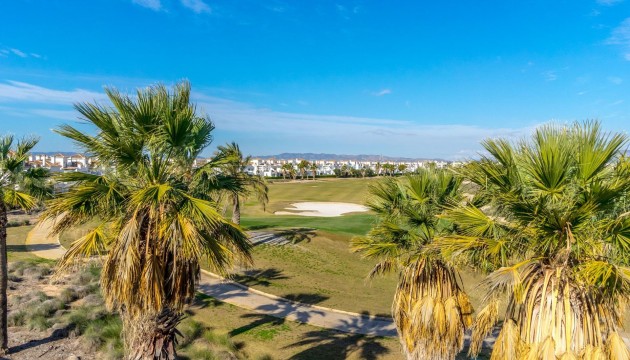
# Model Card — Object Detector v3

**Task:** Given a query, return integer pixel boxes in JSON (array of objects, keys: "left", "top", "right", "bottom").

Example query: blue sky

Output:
[{"left": 1, "top": 0, "right": 629, "bottom": 159}]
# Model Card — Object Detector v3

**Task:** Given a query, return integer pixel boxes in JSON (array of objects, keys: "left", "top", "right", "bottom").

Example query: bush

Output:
[
  {"left": 8, "top": 310, "right": 26, "bottom": 326},
  {"left": 203, "top": 330, "right": 236, "bottom": 351},
  {"left": 185, "top": 346, "right": 218, "bottom": 360},
  {"left": 27, "top": 315, "right": 51, "bottom": 331},
  {"left": 33, "top": 299, "right": 66, "bottom": 318},
  {"left": 60, "top": 287, "right": 80, "bottom": 303},
  {"left": 178, "top": 319, "right": 204, "bottom": 347}
]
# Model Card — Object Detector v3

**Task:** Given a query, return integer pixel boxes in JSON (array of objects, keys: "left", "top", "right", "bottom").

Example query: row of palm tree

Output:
[
  {"left": 0, "top": 82, "right": 268, "bottom": 359},
  {"left": 354, "top": 121, "right": 630, "bottom": 359},
  {"left": 281, "top": 160, "right": 318, "bottom": 180}
]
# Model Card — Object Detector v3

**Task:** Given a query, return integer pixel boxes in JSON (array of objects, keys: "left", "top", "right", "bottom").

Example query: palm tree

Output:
[
  {"left": 440, "top": 121, "right": 630, "bottom": 358},
  {"left": 376, "top": 162, "right": 382, "bottom": 176},
  {"left": 310, "top": 162, "right": 318, "bottom": 180},
  {"left": 43, "top": 82, "right": 252, "bottom": 359},
  {"left": 297, "top": 160, "right": 310, "bottom": 180},
  {"left": 215, "top": 142, "right": 268, "bottom": 225},
  {"left": 352, "top": 169, "right": 473, "bottom": 360},
  {"left": 0, "top": 136, "right": 51, "bottom": 354},
  {"left": 397, "top": 164, "right": 408, "bottom": 174}
]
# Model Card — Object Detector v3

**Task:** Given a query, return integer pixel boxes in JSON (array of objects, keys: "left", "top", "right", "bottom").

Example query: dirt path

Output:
[{"left": 26, "top": 221, "right": 398, "bottom": 337}]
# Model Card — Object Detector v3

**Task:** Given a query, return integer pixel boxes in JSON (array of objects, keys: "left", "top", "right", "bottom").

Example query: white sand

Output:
[{"left": 274, "top": 202, "right": 369, "bottom": 217}]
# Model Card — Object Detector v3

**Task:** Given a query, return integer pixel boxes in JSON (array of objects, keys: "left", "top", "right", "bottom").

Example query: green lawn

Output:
[
  {"left": 186, "top": 293, "right": 403, "bottom": 360},
  {"left": 241, "top": 214, "right": 374, "bottom": 237},
  {"left": 242, "top": 177, "right": 379, "bottom": 216},
  {"left": 7, "top": 225, "right": 53, "bottom": 263}
]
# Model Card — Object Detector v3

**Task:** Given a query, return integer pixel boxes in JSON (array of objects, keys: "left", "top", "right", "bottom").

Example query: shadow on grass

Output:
[
  {"left": 229, "top": 292, "right": 328, "bottom": 338},
  {"left": 287, "top": 331, "right": 390, "bottom": 360},
  {"left": 189, "top": 292, "right": 228, "bottom": 310},
  {"left": 276, "top": 228, "right": 316, "bottom": 244},
  {"left": 7, "top": 245, "right": 29, "bottom": 253},
  {"left": 229, "top": 268, "right": 289, "bottom": 287},
  {"left": 246, "top": 224, "right": 277, "bottom": 231}
]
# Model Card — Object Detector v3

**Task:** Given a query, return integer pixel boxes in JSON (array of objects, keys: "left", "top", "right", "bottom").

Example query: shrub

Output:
[
  {"left": 60, "top": 287, "right": 80, "bottom": 303},
  {"left": 8, "top": 310, "right": 26, "bottom": 326},
  {"left": 185, "top": 346, "right": 218, "bottom": 360},
  {"left": 33, "top": 299, "right": 66, "bottom": 318},
  {"left": 203, "top": 330, "right": 236, "bottom": 351},
  {"left": 178, "top": 319, "right": 204, "bottom": 347},
  {"left": 27, "top": 315, "right": 51, "bottom": 331}
]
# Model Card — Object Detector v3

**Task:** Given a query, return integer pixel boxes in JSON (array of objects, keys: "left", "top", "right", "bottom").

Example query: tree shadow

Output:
[
  {"left": 245, "top": 224, "right": 276, "bottom": 231},
  {"left": 229, "top": 268, "right": 289, "bottom": 287},
  {"left": 10, "top": 244, "right": 60, "bottom": 252},
  {"left": 275, "top": 228, "right": 316, "bottom": 244},
  {"left": 229, "top": 292, "right": 329, "bottom": 338},
  {"left": 286, "top": 330, "right": 390, "bottom": 360},
  {"left": 7, "top": 245, "right": 29, "bottom": 253},
  {"left": 7, "top": 323, "right": 76, "bottom": 356}
]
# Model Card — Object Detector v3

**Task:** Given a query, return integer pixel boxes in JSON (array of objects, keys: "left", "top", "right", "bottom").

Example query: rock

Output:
[{"left": 66, "top": 355, "right": 81, "bottom": 360}]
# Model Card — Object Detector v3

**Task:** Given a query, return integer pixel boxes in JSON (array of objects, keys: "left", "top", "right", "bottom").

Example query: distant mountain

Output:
[{"left": 254, "top": 153, "right": 450, "bottom": 162}]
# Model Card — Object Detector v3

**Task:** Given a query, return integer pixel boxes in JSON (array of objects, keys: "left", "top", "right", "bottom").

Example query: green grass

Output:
[
  {"left": 242, "top": 177, "right": 379, "bottom": 216},
  {"left": 241, "top": 214, "right": 374, "bottom": 237},
  {"left": 7, "top": 225, "right": 55, "bottom": 263},
  {"left": 185, "top": 293, "right": 402, "bottom": 360},
  {"left": 58, "top": 218, "right": 101, "bottom": 249}
]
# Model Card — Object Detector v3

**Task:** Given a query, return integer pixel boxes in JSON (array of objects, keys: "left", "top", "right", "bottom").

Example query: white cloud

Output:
[
  {"left": 607, "top": 18, "right": 630, "bottom": 60},
  {"left": 597, "top": 0, "right": 623, "bottom": 5},
  {"left": 372, "top": 89, "right": 392, "bottom": 96},
  {"left": 30, "top": 53, "right": 42, "bottom": 59},
  {"left": 0, "top": 81, "right": 107, "bottom": 104},
  {"left": 608, "top": 76, "right": 623, "bottom": 84},
  {"left": 0, "top": 80, "right": 534, "bottom": 159},
  {"left": 543, "top": 71, "right": 557, "bottom": 81},
  {"left": 132, "top": 0, "right": 162, "bottom": 11},
  {"left": 180, "top": 0, "right": 211, "bottom": 13},
  {"left": 10, "top": 49, "right": 27, "bottom": 58}
]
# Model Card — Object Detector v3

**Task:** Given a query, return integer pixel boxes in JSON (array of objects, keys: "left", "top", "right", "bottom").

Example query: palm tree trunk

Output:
[
  {"left": 232, "top": 195, "right": 241, "bottom": 225},
  {"left": 0, "top": 199, "right": 7, "bottom": 354},
  {"left": 126, "top": 308, "right": 182, "bottom": 360}
]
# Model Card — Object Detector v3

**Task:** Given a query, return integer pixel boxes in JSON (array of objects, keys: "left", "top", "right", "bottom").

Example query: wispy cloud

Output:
[
  {"left": 543, "top": 71, "right": 558, "bottom": 81},
  {"left": 597, "top": 0, "right": 624, "bottom": 5},
  {"left": 0, "top": 81, "right": 107, "bottom": 104},
  {"left": 608, "top": 76, "right": 623, "bottom": 84},
  {"left": 180, "top": 0, "right": 211, "bottom": 14},
  {"left": 0, "top": 47, "right": 41, "bottom": 59},
  {"left": 10, "top": 48, "right": 27, "bottom": 58},
  {"left": 0, "top": 80, "right": 535, "bottom": 159},
  {"left": 132, "top": 0, "right": 162, "bottom": 11},
  {"left": 607, "top": 18, "right": 630, "bottom": 60},
  {"left": 372, "top": 88, "right": 392, "bottom": 96}
]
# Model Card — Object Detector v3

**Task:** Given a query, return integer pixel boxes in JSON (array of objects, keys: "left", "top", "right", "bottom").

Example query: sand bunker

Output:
[{"left": 274, "top": 202, "right": 369, "bottom": 217}]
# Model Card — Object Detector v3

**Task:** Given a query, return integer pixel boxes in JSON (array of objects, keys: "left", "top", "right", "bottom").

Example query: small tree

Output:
[
  {"left": 215, "top": 142, "right": 268, "bottom": 225},
  {"left": 0, "top": 136, "right": 51, "bottom": 354},
  {"left": 310, "top": 162, "right": 318, "bottom": 180},
  {"left": 297, "top": 160, "right": 310, "bottom": 180}
]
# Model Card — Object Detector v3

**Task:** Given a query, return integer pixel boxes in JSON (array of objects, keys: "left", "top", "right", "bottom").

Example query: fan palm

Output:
[
  {"left": 440, "top": 121, "right": 630, "bottom": 359},
  {"left": 352, "top": 169, "right": 473, "bottom": 360},
  {"left": 298, "top": 159, "right": 310, "bottom": 180},
  {"left": 215, "top": 142, "right": 268, "bottom": 225},
  {"left": 0, "top": 135, "right": 51, "bottom": 354},
  {"left": 43, "top": 82, "right": 252, "bottom": 360}
]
